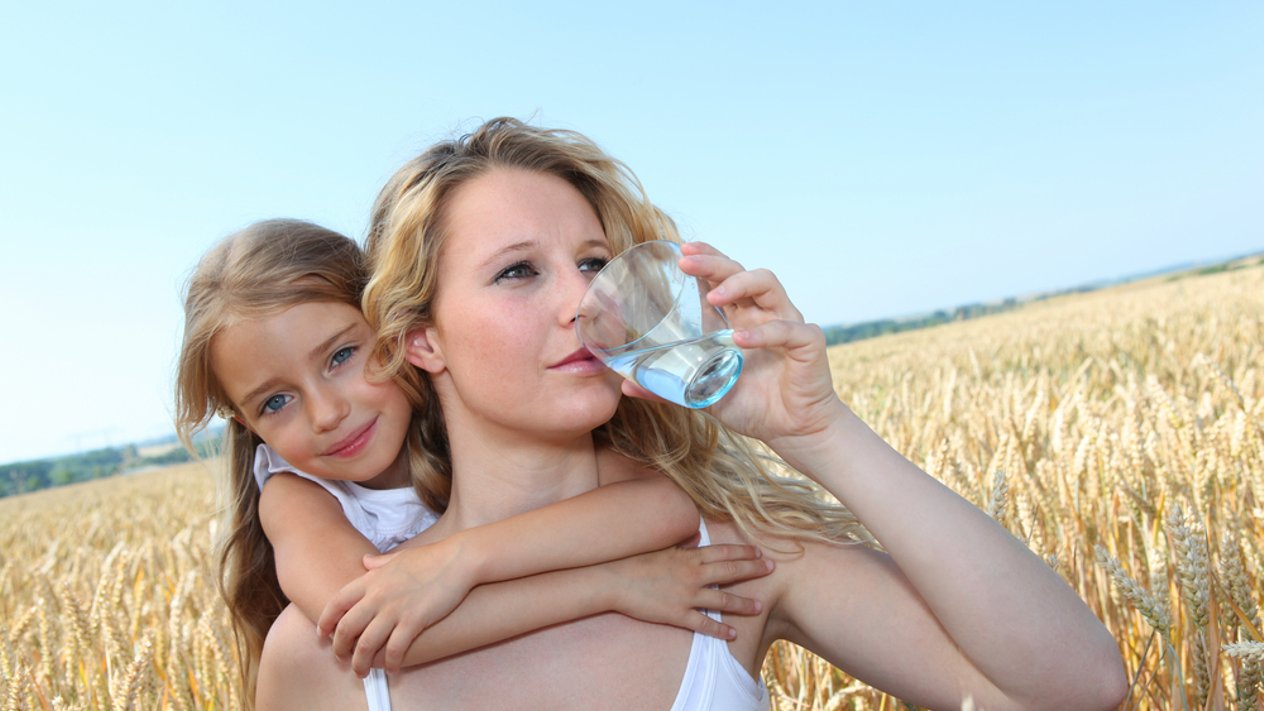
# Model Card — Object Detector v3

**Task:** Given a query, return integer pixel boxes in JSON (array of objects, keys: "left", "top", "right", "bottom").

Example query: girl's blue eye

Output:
[
  {"left": 579, "top": 257, "right": 608, "bottom": 273},
  {"left": 331, "top": 346, "right": 355, "bottom": 367},
  {"left": 262, "top": 394, "right": 291, "bottom": 414},
  {"left": 495, "top": 261, "right": 537, "bottom": 282}
]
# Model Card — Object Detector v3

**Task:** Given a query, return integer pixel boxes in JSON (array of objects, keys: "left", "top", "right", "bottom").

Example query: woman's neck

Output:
[{"left": 435, "top": 419, "right": 602, "bottom": 533}]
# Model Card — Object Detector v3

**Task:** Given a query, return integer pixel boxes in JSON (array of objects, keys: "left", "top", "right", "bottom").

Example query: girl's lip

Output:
[{"left": 324, "top": 418, "right": 376, "bottom": 458}]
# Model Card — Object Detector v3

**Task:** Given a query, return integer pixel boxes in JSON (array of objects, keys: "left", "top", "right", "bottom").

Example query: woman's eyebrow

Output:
[
  {"left": 476, "top": 241, "right": 536, "bottom": 271},
  {"left": 475, "top": 238, "right": 609, "bottom": 272}
]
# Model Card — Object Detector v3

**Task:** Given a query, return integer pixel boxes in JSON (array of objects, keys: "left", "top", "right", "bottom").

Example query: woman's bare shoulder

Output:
[
  {"left": 704, "top": 519, "right": 893, "bottom": 621},
  {"left": 703, "top": 518, "right": 876, "bottom": 563},
  {"left": 593, "top": 446, "right": 660, "bottom": 486}
]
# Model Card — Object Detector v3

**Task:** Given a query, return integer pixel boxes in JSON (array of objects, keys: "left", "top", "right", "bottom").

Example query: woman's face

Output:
[{"left": 408, "top": 167, "right": 625, "bottom": 441}]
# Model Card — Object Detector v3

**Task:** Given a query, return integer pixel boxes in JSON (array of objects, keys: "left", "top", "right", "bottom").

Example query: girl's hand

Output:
[
  {"left": 317, "top": 538, "right": 473, "bottom": 676},
  {"left": 603, "top": 542, "right": 773, "bottom": 639},
  {"left": 625, "top": 241, "right": 847, "bottom": 452}
]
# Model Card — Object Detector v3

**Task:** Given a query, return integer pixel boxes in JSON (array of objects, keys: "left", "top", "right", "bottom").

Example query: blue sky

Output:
[{"left": 1, "top": 1, "right": 1260, "bottom": 465}]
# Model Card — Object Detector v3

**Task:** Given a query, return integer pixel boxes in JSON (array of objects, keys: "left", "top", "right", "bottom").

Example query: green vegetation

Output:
[
  {"left": 0, "top": 435, "right": 220, "bottom": 498},
  {"left": 824, "top": 300, "right": 1021, "bottom": 346}
]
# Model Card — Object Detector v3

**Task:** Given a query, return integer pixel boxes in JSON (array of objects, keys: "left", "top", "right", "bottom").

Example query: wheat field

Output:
[{"left": 2, "top": 262, "right": 1262, "bottom": 710}]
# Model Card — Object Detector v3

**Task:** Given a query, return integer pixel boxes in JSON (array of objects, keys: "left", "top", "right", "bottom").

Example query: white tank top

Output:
[
  {"left": 252, "top": 444, "right": 437, "bottom": 553},
  {"left": 668, "top": 519, "right": 771, "bottom": 710}
]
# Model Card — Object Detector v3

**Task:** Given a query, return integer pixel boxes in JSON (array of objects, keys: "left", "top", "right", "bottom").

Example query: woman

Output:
[{"left": 263, "top": 118, "right": 1127, "bottom": 711}]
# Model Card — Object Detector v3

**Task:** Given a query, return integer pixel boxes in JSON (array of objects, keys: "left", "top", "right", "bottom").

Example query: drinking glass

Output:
[{"left": 576, "top": 240, "right": 743, "bottom": 409}]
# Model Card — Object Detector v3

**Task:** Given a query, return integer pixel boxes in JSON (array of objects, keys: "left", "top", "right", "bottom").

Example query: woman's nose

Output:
[{"left": 560, "top": 267, "right": 596, "bottom": 327}]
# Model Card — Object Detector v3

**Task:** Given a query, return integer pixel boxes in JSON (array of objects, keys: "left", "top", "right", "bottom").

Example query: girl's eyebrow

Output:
[
  {"left": 306, "top": 322, "right": 358, "bottom": 362},
  {"left": 238, "top": 321, "right": 359, "bottom": 408}
]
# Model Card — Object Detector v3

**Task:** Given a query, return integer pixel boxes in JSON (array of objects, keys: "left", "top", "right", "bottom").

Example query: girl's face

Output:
[
  {"left": 408, "top": 167, "right": 624, "bottom": 441},
  {"left": 212, "top": 301, "right": 413, "bottom": 489}
]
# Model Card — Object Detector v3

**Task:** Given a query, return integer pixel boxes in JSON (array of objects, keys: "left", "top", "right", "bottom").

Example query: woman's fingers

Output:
[
  {"left": 678, "top": 253, "right": 746, "bottom": 291},
  {"left": 679, "top": 240, "right": 733, "bottom": 261},
  {"left": 710, "top": 268, "right": 802, "bottom": 320},
  {"left": 733, "top": 319, "right": 826, "bottom": 360},
  {"left": 678, "top": 246, "right": 802, "bottom": 322}
]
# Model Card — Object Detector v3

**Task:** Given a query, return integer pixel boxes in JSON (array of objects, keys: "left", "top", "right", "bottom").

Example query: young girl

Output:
[
  {"left": 293, "top": 118, "right": 1128, "bottom": 710},
  {"left": 173, "top": 219, "right": 772, "bottom": 707}
]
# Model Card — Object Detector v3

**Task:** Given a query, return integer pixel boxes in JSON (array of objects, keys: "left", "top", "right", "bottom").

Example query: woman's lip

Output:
[
  {"left": 551, "top": 347, "right": 597, "bottom": 368},
  {"left": 324, "top": 419, "right": 376, "bottom": 457},
  {"left": 550, "top": 348, "right": 609, "bottom": 375}
]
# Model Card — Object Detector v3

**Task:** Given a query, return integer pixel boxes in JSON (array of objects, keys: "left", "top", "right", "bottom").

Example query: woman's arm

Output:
[
  {"left": 670, "top": 242, "right": 1127, "bottom": 711},
  {"left": 766, "top": 425, "right": 1126, "bottom": 711}
]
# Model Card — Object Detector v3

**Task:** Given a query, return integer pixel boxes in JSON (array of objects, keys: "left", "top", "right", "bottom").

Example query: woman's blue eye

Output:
[
  {"left": 331, "top": 346, "right": 356, "bottom": 367},
  {"left": 495, "top": 261, "right": 537, "bottom": 282},
  {"left": 579, "top": 257, "right": 608, "bottom": 273},
  {"left": 262, "top": 394, "right": 291, "bottom": 414}
]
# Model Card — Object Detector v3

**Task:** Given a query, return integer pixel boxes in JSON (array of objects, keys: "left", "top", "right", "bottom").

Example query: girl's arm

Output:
[
  {"left": 263, "top": 467, "right": 766, "bottom": 678},
  {"left": 259, "top": 472, "right": 381, "bottom": 617},
  {"left": 316, "top": 464, "right": 708, "bottom": 674},
  {"left": 660, "top": 242, "right": 1127, "bottom": 711},
  {"left": 368, "top": 541, "right": 770, "bottom": 673}
]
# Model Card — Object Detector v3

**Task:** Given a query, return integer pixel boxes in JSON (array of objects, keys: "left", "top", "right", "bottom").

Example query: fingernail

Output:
[
  {"left": 753, "top": 600, "right": 763, "bottom": 613},
  {"left": 763, "top": 559, "right": 774, "bottom": 571}
]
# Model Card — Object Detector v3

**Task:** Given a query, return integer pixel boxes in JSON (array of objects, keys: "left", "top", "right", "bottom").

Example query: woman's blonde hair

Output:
[
  {"left": 173, "top": 219, "right": 434, "bottom": 707},
  {"left": 364, "top": 117, "right": 869, "bottom": 548}
]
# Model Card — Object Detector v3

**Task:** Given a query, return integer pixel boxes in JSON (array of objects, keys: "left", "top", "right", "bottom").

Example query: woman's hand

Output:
[
  {"left": 623, "top": 241, "right": 847, "bottom": 454},
  {"left": 602, "top": 542, "right": 773, "bottom": 639},
  {"left": 316, "top": 538, "right": 474, "bottom": 676}
]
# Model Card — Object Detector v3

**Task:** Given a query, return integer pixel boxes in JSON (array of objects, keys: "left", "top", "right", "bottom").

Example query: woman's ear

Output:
[{"left": 405, "top": 327, "right": 446, "bottom": 374}]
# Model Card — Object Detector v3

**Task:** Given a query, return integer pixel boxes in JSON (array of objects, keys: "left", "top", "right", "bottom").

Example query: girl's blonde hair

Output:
[
  {"left": 173, "top": 219, "right": 433, "bottom": 706},
  {"left": 364, "top": 117, "right": 869, "bottom": 548}
]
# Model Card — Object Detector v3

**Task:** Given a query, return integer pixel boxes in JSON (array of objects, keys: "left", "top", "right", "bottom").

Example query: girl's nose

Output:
[{"left": 308, "top": 386, "right": 350, "bottom": 434}]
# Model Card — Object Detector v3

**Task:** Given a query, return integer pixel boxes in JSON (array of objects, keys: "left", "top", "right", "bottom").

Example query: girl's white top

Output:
[{"left": 252, "top": 443, "right": 438, "bottom": 553}]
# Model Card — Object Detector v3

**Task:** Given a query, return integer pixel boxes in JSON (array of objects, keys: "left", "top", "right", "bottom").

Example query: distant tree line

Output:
[
  {"left": 820, "top": 253, "right": 1262, "bottom": 348},
  {"left": 823, "top": 297, "right": 1033, "bottom": 346},
  {"left": 0, "top": 437, "right": 219, "bottom": 498}
]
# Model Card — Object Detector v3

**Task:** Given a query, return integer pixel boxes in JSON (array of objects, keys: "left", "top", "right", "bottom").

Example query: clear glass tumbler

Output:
[{"left": 576, "top": 240, "right": 743, "bottom": 409}]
